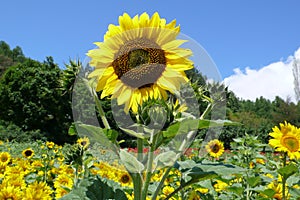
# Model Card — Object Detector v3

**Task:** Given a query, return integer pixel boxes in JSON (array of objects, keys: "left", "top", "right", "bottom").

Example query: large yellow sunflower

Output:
[
  {"left": 87, "top": 12, "right": 193, "bottom": 113},
  {"left": 269, "top": 121, "right": 300, "bottom": 159},
  {"left": 205, "top": 139, "right": 225, "bottom": 158}
]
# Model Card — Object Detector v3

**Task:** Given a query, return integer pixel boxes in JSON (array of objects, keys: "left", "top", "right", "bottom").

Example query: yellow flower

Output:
[
  {"left": 2, "top": 174, "right": 26, "bottom": 189},
  {"left": 46, "top": 141, "right": 55, "bottom": 149},
  {"left": 87, "top": 12, "right": 193, "bottom": 113},
  {"left": 162, "top": 185, "right": 175, "bottom": 195},
  {"left": 205, "top": 139, "right": 225, "bottom": 158},
  {"left": 22, "top": 148, "right": 34, "bottom": 159},
  {"left": 55, "top": 187, "right": 69, "bottom": 199},
  {"left": 269, "top": 121, "right": 300, "bottom": 159},
  {"left": 0, "top": 152, "right": 11, "bottom": 165},
  {"left": 76, "top": 136, "right": 90, "bottom": 150},
  {"left": 196, "top": 187, "right": 209, "bottom": 194},
  {"left": 118, "top": 171, "right": 132, "bottom": 187},
  {"left": 214, "top": 180, "right": 228, "bottom": 193},
  {"left": 266, "top": 181, "right": 290, "bottom": 200},
  {"left": 0, "top": 185, "right": 23, "bottom": 200},
  {"left": 23, "top": 181, "right": 53, "bottom": 200},
  {"left": 54, "top": 174, "right": 74, "bottom": 189}
]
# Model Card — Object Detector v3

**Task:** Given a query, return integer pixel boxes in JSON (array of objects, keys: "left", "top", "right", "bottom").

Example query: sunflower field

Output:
[{"left": 1, "top": 12, "right": 300, "bottom": 200}]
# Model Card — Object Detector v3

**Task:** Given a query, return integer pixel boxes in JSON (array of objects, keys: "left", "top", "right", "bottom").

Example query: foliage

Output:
[
  {"left": 0, "top": 41, "right": 26, "bottom": 76},
  {"left": 0, "top": 120, "right": 46, "bottom": 142},
  {"left": 0, "top": 57, "right": 74, "bottom": 143}
]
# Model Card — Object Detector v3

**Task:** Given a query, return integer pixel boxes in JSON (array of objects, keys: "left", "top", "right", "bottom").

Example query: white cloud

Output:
[{"left": 223, "top": 47, "right": 300, "bottom": 102}]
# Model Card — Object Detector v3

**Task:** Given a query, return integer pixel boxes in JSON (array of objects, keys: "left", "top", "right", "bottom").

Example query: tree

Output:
[
  {"left": 0, "top": 57, "right": 74, "bottom": 143},
  {"left": 0, "top": 41, "right": 26, "bottom": 76}
]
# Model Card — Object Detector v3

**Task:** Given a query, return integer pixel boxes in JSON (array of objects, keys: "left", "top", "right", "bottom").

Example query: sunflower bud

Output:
[{"left": 148, "top": 104, "right": 167, "bottom": 129}]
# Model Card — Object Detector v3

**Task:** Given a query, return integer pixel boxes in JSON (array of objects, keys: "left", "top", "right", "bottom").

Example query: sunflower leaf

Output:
[
  {"left": 120, "top": 149, "right": 144, "bottom": 173},
  {"left": 278, "top": 163, "right": 298, "bottom": 180},
  {"left": 120, "top": 126, "right": 148, "bottom": 139},
  {"left": 153, "top": 151, "right": 177, "bottom": 169},
  {"left": 163, "top": 119, "right": 240, "bottom": 138},
  {"left": 60, "top": 176, "right": 128, "bottom": 200}
]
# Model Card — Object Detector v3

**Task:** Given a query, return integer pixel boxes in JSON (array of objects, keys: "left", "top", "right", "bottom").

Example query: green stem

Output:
[
  {"left": 131, "top": 173, "right": 143, "bottom": 200},
  {"left": 282, "top": 152, "right": 287, "bottom": 200},
  {"left": 137, "top": 138, "right": 143, "bottom": 162},
  {"left": 93, "top": 91, "right": 110, "bottom": 129},
  {"left": 151, "top": 167, "right": 172, "bottom": 200},
  {"left": 141, "top": 133, "right": 157, "bottom": 199},
  {"left": 200, "top": 102, "right": 212, "bottom": 120}
]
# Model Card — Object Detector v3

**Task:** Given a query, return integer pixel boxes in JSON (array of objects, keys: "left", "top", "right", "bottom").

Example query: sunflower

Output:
[
  {"left": 87, "top": 12, "right": 193, "bottom": 113},
  {"left": 23, "top": 181, "right": 53, "bottom": 200},
  {"left": 76, "top": 136, "right": 90, "bottom": 150},
  {"left": 22, "top": 148, "right": 34, "bottom": 159},
  {"left": 118, "top": 171, "right": 132, "bottom": 186},
  {"left": 0, "top": 152, "right": 11, "bottom": 165},
  {"left": 269, "top": 121, "right": 300, "bottom": 159},
  {"left": 266, "top": 181, "right": 290, "bottom": 200},
  {"left": 54, "top": 174, "right": 74, "bottom": 189},
  {"left": 205, "top": 139, "right": 225, "bottom": 158},
  {"left": 213, "top": 180, "right": 228, "bottom": 193},
  {"left": 46, "top": 141, "right": 55, "bottom": 149},
  {"left": 55, "top": 187, "right": 69, "bottom": 199},
  {"left": 0, "top": 185, "right": 23, "bottom": 200}
]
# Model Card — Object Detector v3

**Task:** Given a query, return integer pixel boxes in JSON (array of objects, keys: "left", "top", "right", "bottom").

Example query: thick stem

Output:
[
  {"left": 131, "top": 173, "right": 143, "bottom": 200},
  {"left": 141, "top": 133, "right": 157, "bottom": 199},
  {"left": 282, "top": 152, "right": 287, "bottom": 200},
  {"left": 137, "top": 138, "right": 143, "bottom": 162}
]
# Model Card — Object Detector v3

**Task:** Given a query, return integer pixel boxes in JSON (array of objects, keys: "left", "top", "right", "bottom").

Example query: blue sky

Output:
[{"left": 1, "top": 1, "right": 300, "bottom": 83}]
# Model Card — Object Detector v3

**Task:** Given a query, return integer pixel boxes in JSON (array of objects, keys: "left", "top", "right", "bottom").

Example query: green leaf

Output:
[
  {"left": 154, "top": 151, "right": 177, "bottom": 169},
  {"left": 226, "top": 186, "right": 244, "bottom": 195},
  {"left": 60, "top": 176, "right": 128, "bottom": 200},
  {"left": 119, "top": 149, "right": 144, "bottom": 173},
  {"left": 75, "top": 123, "right": 117, "bottom": 151},
  {"left": 278, "top": 163, "right": 298, "bottom": 180},
  {"left": 163, "top": 119, "right": 240, "bottom": 138},
  {"left": 68, "top": 123, "right": 77, "bottom": 136},
  {"left": 120, "top": 126, "right": 148, "bottom": 139},
  {"left": 182, "top": 166, "right": 217, "bottom": 184},
  {"left": 246, "top": 176, "right": 261, "bottom": 187},
  {"left": 259, "top": 188, "right": 276, "bottom": 198},
  {"left": 194, "top": 160, "right": 245, "bottom": 176},
  {"left": 103, "top": 129, "right": 119, "bottom": 144}
]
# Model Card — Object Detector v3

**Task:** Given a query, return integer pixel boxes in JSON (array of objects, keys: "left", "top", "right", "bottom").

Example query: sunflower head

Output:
[
  {"left": 205, "top": 139, "right": 225, "bottom": 158},
  {"left": 88, "top": 12, "right": 193, "bottom": 113},
  {"left": 0, "top": 152, "right": 11, "bottom": 165},
  {"left": 119, "top": 171, "right": 132, "bottom": 186},
  {"left": 76, "top": 137, "right": 90, "bottom": 150},
  {"left": 269, "top": 121, "right": 300, "bottom": 159},
  {"left": 22, "top": 148, "right": 34, "bottom": 159},
  {"left": 46, "top": 141, "right": 55, "bottom": 149}
]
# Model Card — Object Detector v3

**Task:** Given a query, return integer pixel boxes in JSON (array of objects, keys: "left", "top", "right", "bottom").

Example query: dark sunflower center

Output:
[
  {"left": 1, "top": 156, "right": 8, "bottom": 162},
  {"left": 112, "top": 38, "right": 166, "bottom": 88},
  {"left": 120, "top": 174, "right": 130, "bottom": 183},
  {"left": 25, "top": 150, "right": 33, "bottom": 157},
  {"left": 81, "top": 141, "right": 87, "bottom": 147},
  {"left": 211, "top": 144, "right": 220, "bottom": 153},
  {"left": 282, "top": 136, "right": 299, "bottom": 152}
]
